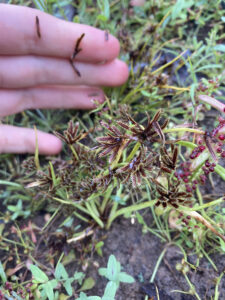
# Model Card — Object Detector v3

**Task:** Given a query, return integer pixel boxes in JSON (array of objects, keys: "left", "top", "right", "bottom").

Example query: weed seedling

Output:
[{"left": 77, "top": 255, "right": 134, "bottom": 300}]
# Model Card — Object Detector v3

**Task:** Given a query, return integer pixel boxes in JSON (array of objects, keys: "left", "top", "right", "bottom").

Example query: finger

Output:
[
  {"left": 0, "top": 125, "right": 62, "bottom": 155},
  {"left": 0, "top": 56, "right": 129, "bottom": 88},
  {"left": 0, "top": 4, "right": 120, "bottom": 63},
  {"left": 0, "top": 86, "right": 105, "bottom": 117},
  {"left": 130, "top": 0, "right": 146, "bottom": 6}
]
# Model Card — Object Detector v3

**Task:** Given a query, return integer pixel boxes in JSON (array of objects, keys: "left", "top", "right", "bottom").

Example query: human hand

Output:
[{"left": 0, "top": 4, "right": 129, "bottom": 155}]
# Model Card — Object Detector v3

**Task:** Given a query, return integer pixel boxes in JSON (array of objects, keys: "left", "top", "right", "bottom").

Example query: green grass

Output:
[{"left": 1, "top": 0, "right": 225, "bottom": 299}]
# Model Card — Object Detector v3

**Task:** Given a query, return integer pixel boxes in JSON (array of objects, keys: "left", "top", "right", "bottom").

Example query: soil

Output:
[
  {"left": 1, "top": 192, "right": 225, "bottom": 300},
  {"left": 2, "top": 210, "right": 225, "bottom": 300},
  {"left": 86, "top": 216, "right": 225, "bottom": 300}
]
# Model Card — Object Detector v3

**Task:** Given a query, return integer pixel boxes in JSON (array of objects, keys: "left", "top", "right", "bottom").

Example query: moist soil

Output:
[
  {"left": 2, "top": 210, "right": 225, "bottom": 300},
  {"left": 1, "top": 190, "right": 225, "bottom": 300},
  {"left": 86, "top": 216, "right": 225, "bottom": 300}
]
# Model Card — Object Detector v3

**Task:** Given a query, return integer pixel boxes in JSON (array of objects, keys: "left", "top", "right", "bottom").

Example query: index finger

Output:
[{"left": 0, "top": 4, "right": 120, "bottom": 63}]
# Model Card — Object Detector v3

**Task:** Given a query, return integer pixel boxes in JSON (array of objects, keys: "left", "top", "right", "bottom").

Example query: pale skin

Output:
[{"left": 0, "top": 4, "right": 129, "bottom": 155}]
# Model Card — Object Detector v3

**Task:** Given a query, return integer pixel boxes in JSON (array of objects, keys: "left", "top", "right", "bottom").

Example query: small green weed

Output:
[
  {"left": 0, "top": 255, "right": 134, "bottom": 300},
  {"left": 77, "top": 255, "right": 134, "bottom": 300}
]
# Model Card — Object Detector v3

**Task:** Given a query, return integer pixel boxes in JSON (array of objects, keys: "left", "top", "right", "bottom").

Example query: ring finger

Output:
[
  {"left": 0, "top": 56, "right": 129, "bottom": 89},
  {"left": 0, "top": 86, "right": 105, "bottom": 117}
]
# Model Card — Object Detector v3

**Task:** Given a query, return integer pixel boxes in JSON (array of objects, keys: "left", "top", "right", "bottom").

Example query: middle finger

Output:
[{"left": 0, "top": 56, "right": 129, "bottom": 88}]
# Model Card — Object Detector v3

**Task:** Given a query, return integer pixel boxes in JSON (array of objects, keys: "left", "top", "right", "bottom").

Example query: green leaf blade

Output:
[
  {"left": 107, "top": 255, "right": 118, "bottom": 281},
  {"left": 30, "top": 265, "right": 49, "bottom": 283},
  {"left": 54, "top": 263, "right": 68, "bottom": 280},
  {"left": 118, "top": 272, "right": 135, "bottom": 283},
  {"left": 0, "top": 261, "right": 7, "bottom": 284},
  {"left": 102, "top": 281, "right": 117, "bottom": 299},
  {"left": 43, "top": 281, "right": 54, "bottom": 300}
]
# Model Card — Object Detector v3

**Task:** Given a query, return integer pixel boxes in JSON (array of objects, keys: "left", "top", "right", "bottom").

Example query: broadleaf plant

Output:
[
  {"left": 77, "top": 255, "right": 134, "bottom": 300},
  {"left": 29, "top": 263, "right": 85, "bottom": 300}
]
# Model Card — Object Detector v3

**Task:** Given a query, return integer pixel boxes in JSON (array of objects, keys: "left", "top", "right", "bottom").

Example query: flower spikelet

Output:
[
  {"left": 116, "top": 148, "right": 156, "bottom": 188},
  {"left": 96, "top": 121, "right": 131, "bottom": 163}
]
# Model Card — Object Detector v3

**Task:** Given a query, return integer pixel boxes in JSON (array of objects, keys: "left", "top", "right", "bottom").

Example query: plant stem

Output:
[
  {"left": 106, "top": 200, "right": 156, "bottom": 229},
  {"left": 69, "top": 144, "right": 79, "bottom": 161},
  {"left": 2, "top": 237, "right": 32, "bottom": 250},
  {"left": 199, "top": 245, "right": 218, "bottom": 272},
  {"left": 183, "top": 273, "right": 201, "bottom": 300},
  {"left": 151, "top": 50, "right": 188, "bottom": 75},
  {"left": 67, "top": 228, "right": 94, "bottom": 244},
  {"left": 109, "top": 201, "right": 119, "bottom": 220},
  {"left": 160, "top": 85, "right": 190, "bottom": 91},
  {"left": 85, "top": 202, "right": 104, "bottom": 228},
  {"left": 150, "top": 247, "right": 167, "bottom": 283},
  {"left": 122, "top": 80, "right": 145, "bottom": 104},
  {"left": 49, "top": 161, "right": 57, "bottom": 186},
  {"left": 52, "top": 197, "right": 90, "bottom": 215},
  {"left": 126, "top": 142, "right": 141, "bottom": 162},
  {"left": 89, "top": 199, "right": 100, "bottom": 217},
  {"left": 0, "top": 180, "right": 22, "bottom": 188},
  {"left": 215, "top": 164, "right": 225, "bottom": 181},
  {"left": 163, "top": 128, "right": 204, "bottom": 134},
  {"left": 73, "top": 211, "right": 90, "bottom": 223},
  {"left": 155, "top": 8, "right": 172, "bottom": 29},
  {"left": 195, "top": 187, "right": 220, "bottom": 228},
  {"left": 100, "top": 185, "right": 113, "bottom": 214},
  {"left": 170, "top": 242, "right": 187, "bottom": 261},
  {"left": 41, "top": 206, "right": 61, "bottom": 232},
  {"left": 198, "top": 94, "right": 225, "bottom": 113},
  {"left": 196, "top": 186, "right": 204, "bottom": 214},
  {"left": 179, "top": 197, "right": 223, "bottom": 211},
  {"left": 214, "top": 271, "right": 225, "bottom": 300},
  {"left": 111, "top": 141, "right": 128, "bottom": 169},
  {"left": 186, "top": 210, "right": 225, "bottom": 242}
]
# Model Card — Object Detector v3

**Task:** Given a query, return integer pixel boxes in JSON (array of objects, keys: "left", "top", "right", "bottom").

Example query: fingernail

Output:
[
  {"left": 88, "top": 92, "right": 100, "bottom": 97},
  {"left": 90, "top": 98, "right": 104, "bottom": 108},
  {"left": 97, "top": 60, "right": 107, "bottom": 65}
]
